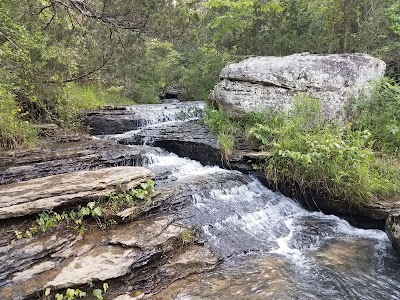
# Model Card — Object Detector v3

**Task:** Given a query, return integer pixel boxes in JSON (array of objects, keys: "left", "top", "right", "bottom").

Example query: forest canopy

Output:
[{"left": 0, "top": 0, "right": 399, "bottom": 148}]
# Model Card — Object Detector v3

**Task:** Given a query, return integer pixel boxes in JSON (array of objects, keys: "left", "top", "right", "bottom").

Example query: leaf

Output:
[
  {"left": 55, "top": 293, "right": 64, "bottom": 300},
  {"left": 92, "top": 207, "right": 102, "bottom": 217},
  {"left": 44, "top": 287, "right": 51, "bottom": 296},
  {"left": 87, "top": 202, "right": 96, "bottom": 210},
  {"left": 93, "top": 289, "right": 103, "bottom": 300},
  {"left": 78, "top": 291, "right": 87, "bottom": 298}
]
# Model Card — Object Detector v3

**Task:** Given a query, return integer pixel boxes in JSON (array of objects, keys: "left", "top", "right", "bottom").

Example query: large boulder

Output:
[{"left": 209, "top": 53, "right": 386, "bottom": 119}]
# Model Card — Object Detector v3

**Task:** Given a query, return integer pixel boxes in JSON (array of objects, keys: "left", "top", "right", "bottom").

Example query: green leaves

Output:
[
  {"left": 92, "top": 289, "right": 103, "bottom": 300},
  {"left": 244, "top": 95, "right": 400, "bottom": 205},
  {"left": 108, "top": 180, "right": 155, "bottom": 205}
]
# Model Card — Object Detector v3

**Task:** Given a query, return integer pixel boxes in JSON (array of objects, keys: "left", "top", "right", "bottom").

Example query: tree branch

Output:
[
  {"left": 59, "top": 54, "right": 113, "bottom": 83},
  {"left": 49, "top": 0, "right": 148, "bottom": 31}
]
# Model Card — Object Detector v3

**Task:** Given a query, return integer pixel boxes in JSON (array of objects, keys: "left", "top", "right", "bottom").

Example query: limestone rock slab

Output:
[{"left": 0, "top": 166, "right": 154, "bottom": 219}]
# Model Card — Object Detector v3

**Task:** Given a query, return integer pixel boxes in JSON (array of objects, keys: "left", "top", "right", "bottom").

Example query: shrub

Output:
[
  {"left": 205, "top": 95, "right": 400, "bottom": 206},
  {"left": 0, "top": 87, "right": 36, "bottom": 149},
  {"left": 248, "top": 95, "right": 400, "bottom": 205},
  {"left": 352, "top": 78, "right": 400, "bottom": 154},
  {"left": 205, "top": 105, "right": 239, "bottom": 160},
  {"left": 58, "top": 83, "right": 135, "bottom": 129}
]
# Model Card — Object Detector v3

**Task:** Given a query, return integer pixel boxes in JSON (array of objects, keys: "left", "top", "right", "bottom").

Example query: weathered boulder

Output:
[
  {"left": 210, "top": 53, "right": 386, "bottom": 119},
  {"left": 386, "top": 213, "right": 400, "bottom": 253},
  {"left": 0, "top": 166, "right": 154, "bottom": 219}
]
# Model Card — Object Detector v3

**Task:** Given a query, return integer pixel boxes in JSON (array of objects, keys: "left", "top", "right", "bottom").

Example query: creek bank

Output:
[
  {"left": 0, "top": 212, "right": 218, "bottom": 300},
  {"left": 0, "top": 126, "right": 220, "bottom": 299}
]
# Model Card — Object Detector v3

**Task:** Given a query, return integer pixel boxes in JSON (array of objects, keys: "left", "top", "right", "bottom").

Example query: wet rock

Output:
[
  {"left": 0, "top": 137, "right": 148, "bottom": 185},
  {"left": 0, "top": 166, "right": 154, "bottom": 219},
  {"left": 160, "top": 85, "right": 185, "bottom": 100},
  {"left": 210, "top": 53, "right": 385, "bottom": 120},
  {"left": 153, "top": 257, "right": 288, "bottom": 300},
  {"left": 386, "top": 213, "right": 400, "bottom": 253},
  {"left": 0, "top": 214, "right": 218, "bottom": 300},
  {"left": 0, "top": 232, "right": 76, "bottom": 283},
  {"left": 84, "top": 102, "right": 205, "bottom": 135},
  {"left": 117, "top": 120, "right": 263, "bottom": 172},
  {"left": 48, "top": 245, "right": 142, "bottom": 288},
  {"left": 115, "top": 294, "right": 144, "bottom": 300},
  {"left": 118, "top": 121, "right": 220, "bottom": 166}
]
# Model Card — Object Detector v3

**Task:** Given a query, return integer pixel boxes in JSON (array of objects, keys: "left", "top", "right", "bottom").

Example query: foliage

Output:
[
  {"left": 12, "top": 180, "right": 155, "bottom": 244},
  {"left": 180, "top": 229, "right": 195, "bottom": 245},
  {"left": 179, "top": 44, "right": 232, "bottom": 101},
  {"left": 247, "top": 96, "right": 400, "bottom": 205},
  {"left": 46, "top": 282, "right": 108, "bottom": 300},
  {"left": 205, "top": 105, "right": 239, "bottom": 160},
  {"left": 206, "top": 96, "right": 400, "bottom": 206},
  {"left": 0, "top": 87, "right": 36, "bottom": 149},
  {"left": 352, "top": 78, "right": 400, "bottom": 154},
  {"left": 59, "top": 83, "right": 135, "bottom": 129},
  {"left": 14, "top": 202, "right": 103, "bottom": 241},
  {"left": 108, "top": 180, "right": 155, "bottom": 205}
]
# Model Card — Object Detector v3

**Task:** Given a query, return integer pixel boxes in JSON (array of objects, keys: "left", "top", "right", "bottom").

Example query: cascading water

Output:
[{"left": 99, "top": 102, "right": 400, "bottom": 299}]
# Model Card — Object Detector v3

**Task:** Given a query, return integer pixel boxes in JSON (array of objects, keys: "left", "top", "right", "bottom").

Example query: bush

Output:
[
  {"left": 58, "top": 83, "right": 135, "bottom": 129},
  {"left": 206, "top": 95, "right": 400, "bottom": 206},
  {"left": 248, "top": 96, "right": 400, "bottom": 205},
  {"left": 353, "top": 78, "right": 400, "bottom": 154},
  {"left": 205, "top": 105, "right": 239, "bottom": 160},
  {"left": 0, "top": 87, "right": 36, "bottom": 149}
]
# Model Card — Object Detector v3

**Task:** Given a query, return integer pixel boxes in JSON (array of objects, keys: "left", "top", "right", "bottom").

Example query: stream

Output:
[{"left": 101, "top": 101, "right": 400, "bottom": 299}]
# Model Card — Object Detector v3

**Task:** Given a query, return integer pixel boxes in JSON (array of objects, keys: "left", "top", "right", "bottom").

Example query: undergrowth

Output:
[
  {"left": 205, "top": 105, "right": 238, "bottom": 160},
  {"left": 206, "top": 94, "right": 400, "bottom": 206},
  {"left": 0, "top": 87, "right": 36, "bottom": 149},
  {"left": 352, "top": 78, "right": 400, "bottom": 155},
  {"left": 59, "top": 83, "right": 135, "bottom": 130}
]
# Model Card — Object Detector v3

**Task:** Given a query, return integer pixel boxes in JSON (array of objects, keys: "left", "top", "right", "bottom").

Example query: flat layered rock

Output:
[
  {"left": 0, "top": 166, "right": 154, "bottom": 219},
  {"left": 0, "top": 137, "right": 148, "bottom": 185},
  {"left": 0, "top": 214, "right": 218, "bottom": 300}
]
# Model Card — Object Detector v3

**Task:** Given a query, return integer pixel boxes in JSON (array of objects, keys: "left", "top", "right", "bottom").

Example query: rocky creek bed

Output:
[{"left": 1, "top": 101, "right": 400, "bottom": 299}]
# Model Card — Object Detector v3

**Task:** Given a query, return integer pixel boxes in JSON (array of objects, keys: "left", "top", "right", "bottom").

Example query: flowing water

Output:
[{"left": 102, "top": 101, "right": 400, "bottom": 300}]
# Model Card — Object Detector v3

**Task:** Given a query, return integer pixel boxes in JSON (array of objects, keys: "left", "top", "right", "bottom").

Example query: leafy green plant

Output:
[
  {"left": 0, "top": 86, "right": 36, "bottom": 149},
  {"left": 14, "top": 202, "right": 103, "bottom": 241},
  {"left": 55, "top": 288, "right": 87, "bottom": 300},
  {"left": 352, "top": 78, "right": 400, "bottom": 154},
  {"left": 248, "top": 95, "right": 400, "bottom": 206},
  {"left": 47, "top": 282, "right": 109, "bottom": 300},
  {"left": 108, "top": 180, "right": 155, "bottom": 206},
  {"left": 205, "top": 105, "right": 239, "bottom": 160},
  {"left": 180, "top": 229, "right": 195, "bottom": 245}
]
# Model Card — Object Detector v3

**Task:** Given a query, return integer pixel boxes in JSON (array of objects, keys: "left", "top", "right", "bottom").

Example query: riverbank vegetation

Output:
[
  {"left": 206, "top": 83, "right": 400, "bottom": 206},
  {"left": 1, "top": 0, "right": 399, "bottom": 149}
]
